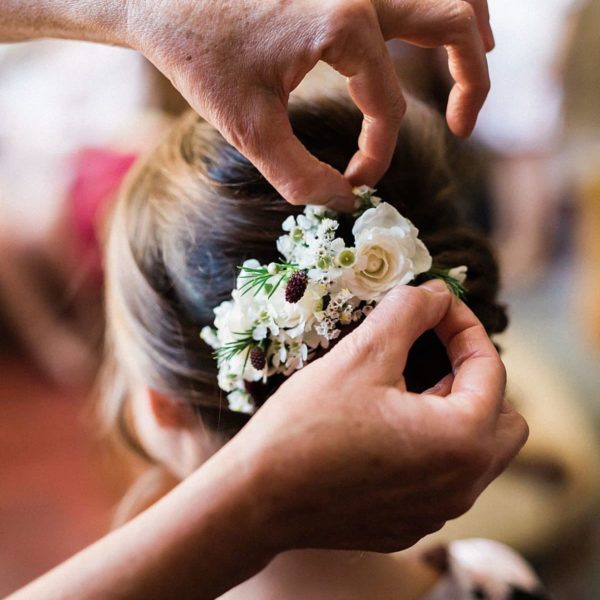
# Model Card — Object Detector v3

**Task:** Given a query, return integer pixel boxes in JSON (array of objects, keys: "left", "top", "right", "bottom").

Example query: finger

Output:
[
  {"left": 463, "top": 0, "right": 495, "bottom": 51},
  {"left": 337, "top": 280, "right": 453, "bottom": 383},
  {"left": 321, "top": 15, "right": 405, "bottom": 187},
  {"left": 445, "top": 14, "right": 490, "bottom": 137},
  {"left": 422, "top": 373, "right": 455, "bottom": 397},
  {"left": 478, "top": 409, "right": 529, "bottom": 492},
  {"left": 435, "top": 299, "right": 506, "bottom": 418},
  {"left": 221, "top": 91, "right": 355, "bottom": 210}
]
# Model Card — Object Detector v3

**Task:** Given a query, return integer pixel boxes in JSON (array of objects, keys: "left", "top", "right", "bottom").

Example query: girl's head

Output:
[{"left": 103, "top": 94, "right": 506, "bottom": 477}]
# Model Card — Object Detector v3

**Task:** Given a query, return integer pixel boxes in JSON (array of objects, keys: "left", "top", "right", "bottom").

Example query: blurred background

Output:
[{"left": 1, "top": 0, "right": 600, "bottom": 597}]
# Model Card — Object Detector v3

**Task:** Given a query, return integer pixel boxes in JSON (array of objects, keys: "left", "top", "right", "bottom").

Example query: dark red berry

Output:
[
  {"left": 285, "top": 271, "right": 308, "bottom": 303},
  {"left": 250, "top": 346, "right": 266, "bottom": 370}
]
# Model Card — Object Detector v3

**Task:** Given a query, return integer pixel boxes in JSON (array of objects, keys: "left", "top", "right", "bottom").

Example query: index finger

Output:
[
  {"left": 221, "top": 91, "right": 355, "bottom": 210},
  {"left": 435, "top": 298, "right": 506, "bottom": 416},
  {"left": 444, "top": 8, "right": 491, "bottom": 137},
  {"left": 335, "top": 280, "right": 453, "bottom": 384},
  {"left": 321, "top": 19, "right": 406, "bottom": 187}
]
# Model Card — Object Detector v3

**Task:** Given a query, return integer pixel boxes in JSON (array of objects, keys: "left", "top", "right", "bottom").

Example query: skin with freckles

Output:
[{"left": 2, "top": 0, "right": 493, "bottom": 208}]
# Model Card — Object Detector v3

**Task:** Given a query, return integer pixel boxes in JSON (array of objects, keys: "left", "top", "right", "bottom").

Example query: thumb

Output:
[{"left": 332, "top": 280, "right": 453, "bottom": 384}]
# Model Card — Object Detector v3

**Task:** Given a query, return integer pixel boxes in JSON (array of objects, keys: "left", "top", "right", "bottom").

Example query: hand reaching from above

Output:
[
  {"left": 4, "top": 0, "right": 493, "bottom": 208},
  {"left": 126, "top": 0, "right": 493, "bottom": 208}
]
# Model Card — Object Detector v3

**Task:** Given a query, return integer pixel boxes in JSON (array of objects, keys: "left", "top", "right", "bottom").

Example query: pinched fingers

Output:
[
  {"left": 335, "top": 280, "right": 453, "bottom": 383},
  {"left": 220, "top": 90, "right": 355, "bottom": 209},
  {"left": 432, "top": 298, "right": 528, "bottom": 498},
  {"left": 463, "top": 0, "right": 495, "bottom": 50},
  {"left": 320, "top": 5, "right": 405, "bottom": 188},
  {"left": 435, "top": 296, "right": 506, "bottom": 422}
]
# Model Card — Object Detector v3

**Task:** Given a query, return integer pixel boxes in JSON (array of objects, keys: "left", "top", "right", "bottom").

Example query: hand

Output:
[
  {"left": 127, "top": 0, "right": 493, "bottom": 208},
  {"left": 229, "top": 280, "right": 527, "bottom": 553},
  {"left": 7, "top": 281, "right": 524, "bottom": 600}
]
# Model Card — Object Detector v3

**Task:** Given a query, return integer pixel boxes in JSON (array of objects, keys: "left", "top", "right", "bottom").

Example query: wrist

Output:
[
  {"left": 224, "top": 411, "right": 311, "bottom": 556},
  {"left": 182, "top": 439, "right": 283, "bottom": 587},
  {"left": 1, "top": 0, "right": 131, "bottom": 46}
]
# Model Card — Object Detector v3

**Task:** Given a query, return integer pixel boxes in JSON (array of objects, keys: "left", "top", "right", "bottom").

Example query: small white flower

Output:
[
  {"left": 448, "top": 265, "right": 468, "bottom": 284},
  {"left": 200, "top": 326, "right": 220, "bottom": 349},
  {"left": 227, "top": 389, "right": 255, "bottom": 415},
  {"left": 282, "top": 215, "right": 296, "bottom": 232},
  {"left": 276, "top": 237, "right": 291, "bottom": 260},
  {"left": 290, "top": 226, "right": 304, "bottom": 242},
  {"left": 283, "top": 340, "right": 309, "bottom": 374},
  {"left": 207, "top": 194, "right": 440, "bottom": 402},
  {"left": 336, "top": 248, "right": 356, "bottom": 268},
  {"left": 317, "top": 218, "right": 338, "bottom": 240},
  {"left": 352, "top": 185, "right": 382, "bottom": 208}
]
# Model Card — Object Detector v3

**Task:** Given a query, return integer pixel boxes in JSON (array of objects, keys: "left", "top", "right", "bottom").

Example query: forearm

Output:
[
  {"left": 9, "top": 443, "right": 277, "bottom": 600},
  {"left": 0, "top": 0, "right": 129, "bottom": 45}
]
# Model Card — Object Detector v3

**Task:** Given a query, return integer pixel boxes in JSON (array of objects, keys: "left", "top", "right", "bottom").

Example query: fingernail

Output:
[
  {"left": 327, "top": 194, "right": 359, "bottom": 213},
  {"left": 420, "top": 280, "right": 448, "bottom": 294}
]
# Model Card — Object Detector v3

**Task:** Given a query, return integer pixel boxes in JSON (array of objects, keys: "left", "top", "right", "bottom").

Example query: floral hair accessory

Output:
[{"left": 200, "top": 186, "right": 467, "bottom": 415}]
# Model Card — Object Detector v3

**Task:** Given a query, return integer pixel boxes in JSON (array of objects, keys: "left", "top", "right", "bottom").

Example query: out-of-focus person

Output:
[
  {"left": 0, "top": 42, "right": 167, "bottom": 388},
  {"left": 473, "top": 0, "right": 587, "bottom": 286},
  {"left": 562, "top": 0, "right": 600, "bottom": 350}
]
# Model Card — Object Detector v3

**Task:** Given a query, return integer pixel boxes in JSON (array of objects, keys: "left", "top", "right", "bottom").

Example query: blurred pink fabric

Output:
[{"left": 69, "top": 148, "right": 137, "bottom": 282}]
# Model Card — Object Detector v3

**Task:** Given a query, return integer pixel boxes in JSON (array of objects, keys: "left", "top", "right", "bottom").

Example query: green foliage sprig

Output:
[
  {"left": 238, "top": 261, "right": 299, "bottom": 298},
  {"left": 421, "top": 267, "right": 467, "bottom": 299},
  {"left": 214, "top": 329, "right": 256, "bottom": 364}
]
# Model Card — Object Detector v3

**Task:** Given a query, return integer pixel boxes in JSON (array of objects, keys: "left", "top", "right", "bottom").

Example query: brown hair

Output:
[{"left": 103, "top": 94, "right": 506, "bottom": 456}]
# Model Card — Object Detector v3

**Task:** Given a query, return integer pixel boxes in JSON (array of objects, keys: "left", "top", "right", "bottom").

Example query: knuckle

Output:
[
  {"left": 445, "top": 491, "right": 478, "bottom": 520},
  {"left": 445, "top": 434, "right": 492, "bottom": 478},
  {"left": 283, "top": 194, "right": 307, "bottom": 207},
  {"left": 331, "top": 0, "right": 373, "bottom": 31},
  {"left": 219, "top": 94, "right": 281, "bottom": 156},
  {"left": 515, "top": 413, "right": 530, "bottom": 448},
  {"left": 340, "top": 320, "right": 384, "bottom": 365},
  {"left": 320, "top": 0, "right": 375, "bottom": 50},
  {"left": 279, "top": 175, "right": 332, "bottom": 207},
  {"left": 498, "top": 361, "right": 508, "bottom": 390},
  {"left": 454, "top": 395, "right": 497, "bottom": 437},
  {"left": 387, "top": 284, "right": 428, "bottom": 311},
  {"left": 222, "top": 114, "right": 261, "bottom": 155},
  {"left": 455, "top": 2, "right": 477, "bottom": 30},
  {"left": 385, "top": 91, "right": 407, "bottom": 128},
  {"left": 423, "top": 519, "right": 447, "bottom": 536}
]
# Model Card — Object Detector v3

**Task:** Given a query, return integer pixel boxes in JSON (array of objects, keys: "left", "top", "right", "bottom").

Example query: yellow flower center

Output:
[{"left": 362, "top": 246, "right": 389, "bottom": 280}]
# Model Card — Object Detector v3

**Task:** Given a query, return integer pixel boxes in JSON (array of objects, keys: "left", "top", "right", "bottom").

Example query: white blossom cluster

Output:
[{"left": 201, "top": 186, "right": 463, "bottom": 415}]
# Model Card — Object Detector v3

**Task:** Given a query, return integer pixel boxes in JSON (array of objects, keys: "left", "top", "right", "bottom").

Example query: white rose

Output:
[{"left": 343, "top": 203, "right": 432, "bottom": 302}]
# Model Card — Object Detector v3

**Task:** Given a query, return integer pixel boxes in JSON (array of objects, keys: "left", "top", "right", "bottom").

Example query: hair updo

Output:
[{"left": 103, "top": 94, "right": 506, "bottom": 453}]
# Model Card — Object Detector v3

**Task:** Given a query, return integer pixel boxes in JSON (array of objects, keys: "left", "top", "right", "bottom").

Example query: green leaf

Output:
[
  {"left": 214, "top": 328, "right": 255, "bottom": 364},
  {"left": 421, "top": 267, "right": 467, "bottom": 300}
]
